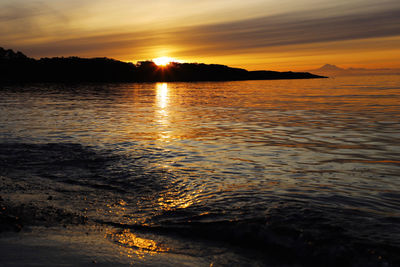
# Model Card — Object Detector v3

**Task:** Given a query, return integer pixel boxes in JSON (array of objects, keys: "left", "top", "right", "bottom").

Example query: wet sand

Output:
[
  {"left": 0, "top": 195, "right": 252, "bottom": 267},
  {"left": 0, "top": 227, "right": 212, "bottom": 267},
  {"left": 0, "top": 193, "right": 205, "bottom": 266}
]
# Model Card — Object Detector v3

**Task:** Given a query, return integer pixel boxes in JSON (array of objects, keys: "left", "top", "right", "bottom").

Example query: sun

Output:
[{"left": 153, "top": 57, "right": 177, "bottom": 66}]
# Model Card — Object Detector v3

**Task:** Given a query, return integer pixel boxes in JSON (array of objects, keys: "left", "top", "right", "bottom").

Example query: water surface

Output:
[{"left": 1, "top": 76, "right": 399, "bottom": 265}]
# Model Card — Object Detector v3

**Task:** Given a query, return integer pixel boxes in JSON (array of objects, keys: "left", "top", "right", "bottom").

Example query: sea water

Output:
[{"left": 1, "top": 76, "right": 399, "bottom": 265}]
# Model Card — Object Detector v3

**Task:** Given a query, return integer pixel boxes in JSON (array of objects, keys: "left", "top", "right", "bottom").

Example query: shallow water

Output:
[{"left": 1, "top": 76, "right": 400, "bottom": 265}]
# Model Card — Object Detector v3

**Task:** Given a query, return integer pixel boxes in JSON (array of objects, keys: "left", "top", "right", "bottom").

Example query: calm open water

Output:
[{"left": 1, "top": 76, "right": 400, "bottom": 266}]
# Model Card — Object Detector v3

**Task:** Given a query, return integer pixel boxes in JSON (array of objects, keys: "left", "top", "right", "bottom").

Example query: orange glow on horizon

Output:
[{"left": 2, "top": 0, "right": 399, "bottom": 72}]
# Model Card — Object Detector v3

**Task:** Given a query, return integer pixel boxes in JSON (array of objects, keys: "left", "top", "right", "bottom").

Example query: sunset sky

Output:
[{"left": 1, "top": 0, "right": 400, "bottom": 70}]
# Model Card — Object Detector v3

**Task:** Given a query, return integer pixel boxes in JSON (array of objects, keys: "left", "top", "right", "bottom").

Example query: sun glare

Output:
[{"left": 153, "top": 57, "right": 178, "bottom": 66}]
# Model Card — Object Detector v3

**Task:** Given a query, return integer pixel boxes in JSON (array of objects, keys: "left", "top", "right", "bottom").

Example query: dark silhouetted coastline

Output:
[{"left": 0, "top": 47, "right": 326, "bottom": 83}]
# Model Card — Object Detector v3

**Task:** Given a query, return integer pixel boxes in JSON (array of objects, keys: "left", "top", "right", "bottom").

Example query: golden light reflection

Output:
[
  {"left": 108, "top": 229, "right": 169, "bottom": 259},
  {"left": 157, "top": 189, "right": 203, "bottom": 211},
  {"left": 156, "top": 83, "right": 171, "bottom": 141},
  {"left": 102, "top": 199, "right": 149, "bottom": 226},
  {"left": 156, "top": 83, "right": 168, "bottom": 110}
]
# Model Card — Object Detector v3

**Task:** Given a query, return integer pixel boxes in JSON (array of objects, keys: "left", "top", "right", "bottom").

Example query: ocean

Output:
[{"left": 1, "top": 76, "right": 399, "bottom": 266}]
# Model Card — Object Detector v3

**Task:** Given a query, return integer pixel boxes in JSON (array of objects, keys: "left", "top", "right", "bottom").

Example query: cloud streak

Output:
[
  {"left": 0, "top": 1, "right": 71, "bottom": 42},
  {"left": 171, "top": 7, "right": 400, "bottom": 54},
  {"left": 3, "top": 1, "right": 400, "bottom": 69}
]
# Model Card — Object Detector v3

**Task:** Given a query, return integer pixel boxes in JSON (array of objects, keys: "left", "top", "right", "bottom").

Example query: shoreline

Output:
[
  {"left": 0, "top": 191, "right": 253, "bottom": 267},
  {"left": 0, "top": 224, "right": 213, "bottom": 267}
]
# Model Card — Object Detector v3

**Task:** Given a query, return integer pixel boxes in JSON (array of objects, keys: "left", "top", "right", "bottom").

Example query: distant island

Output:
[
  {"left": 0, "top": 47, "right": 326, "bottom": 83},
  {"left": 309, "top": 64, "right": 400, "bottom": 77}
]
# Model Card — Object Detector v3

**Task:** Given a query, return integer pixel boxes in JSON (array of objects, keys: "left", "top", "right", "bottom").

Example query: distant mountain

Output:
[
  {"left": 309, "top": 64, "right": 400, "bottom": 76},
  {"left": 316, "top": 64, "right": 345, "bottom": 72},
  {"left": 0, "top": 47, "right": 326, "bottom": 83}
]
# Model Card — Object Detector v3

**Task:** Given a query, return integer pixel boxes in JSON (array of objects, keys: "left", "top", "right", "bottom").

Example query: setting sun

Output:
[{"left": 153, "top": 57, "right": 179, "bottom": 66}]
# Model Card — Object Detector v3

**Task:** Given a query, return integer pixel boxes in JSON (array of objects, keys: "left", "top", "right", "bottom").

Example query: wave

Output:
[
  {"left": 99, "top": 206, "right": 400, "bottom": 266},
  {"left": 1, "top": 142, "right": 399, "bottom": 266}
]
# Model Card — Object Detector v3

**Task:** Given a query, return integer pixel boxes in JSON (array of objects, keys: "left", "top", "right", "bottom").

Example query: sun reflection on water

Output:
[
  {"left": 108, "top": 229, "right": 169, "bottom": 259},
  {"left": 156, "top": 83, "right": 171, "bottom": 141},
  {"left": 157, "top": 189, "right": 203, "bottom": 211},
  {"left": 156, "top": 83, "right": 168, "bottom": 110}
]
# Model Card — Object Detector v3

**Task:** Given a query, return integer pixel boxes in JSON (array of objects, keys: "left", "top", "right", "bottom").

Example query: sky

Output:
[{"left": 1, "top": 0, "right": 400, "bottom": 70}]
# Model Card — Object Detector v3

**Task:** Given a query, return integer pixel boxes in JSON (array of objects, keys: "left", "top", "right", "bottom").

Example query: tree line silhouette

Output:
[{"left": 0, "top": 47, "right": 325, "bottom": 82}]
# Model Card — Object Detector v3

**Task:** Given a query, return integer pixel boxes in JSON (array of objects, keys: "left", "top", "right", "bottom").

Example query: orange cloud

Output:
[{"left": 2, "top": 0, "right": 400, "bottom": 70}]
